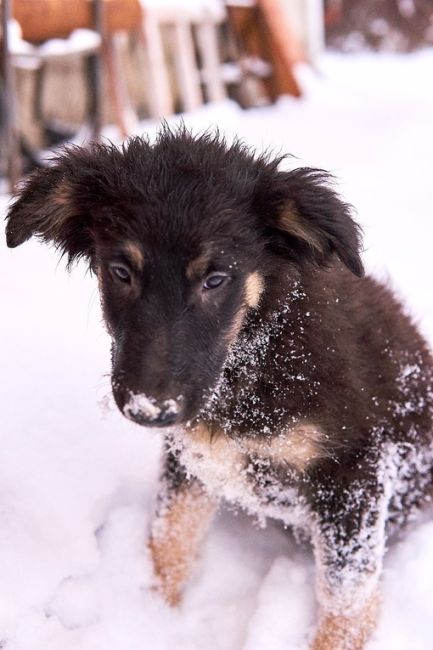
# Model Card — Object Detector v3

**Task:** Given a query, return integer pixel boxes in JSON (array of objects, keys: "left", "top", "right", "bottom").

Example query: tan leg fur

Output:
[
  {"left": 149, "top": 481, "right": 216, "bottom": 606},
  {"left": 311, "top": 590, "right": 380, "bottom": 650}
]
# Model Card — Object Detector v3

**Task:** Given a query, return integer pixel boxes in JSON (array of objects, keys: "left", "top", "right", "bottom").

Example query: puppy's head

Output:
[{"left": 5, "top": 129, "right": 363, "bottom": 427}]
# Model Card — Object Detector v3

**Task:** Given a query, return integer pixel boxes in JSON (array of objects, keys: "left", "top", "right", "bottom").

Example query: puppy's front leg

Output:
[
  {"left": 310, "top": 477, "right": 389, "bottom": 650},
  {"left": 149, "top": 447, "right": 216, "bottom": 606}
]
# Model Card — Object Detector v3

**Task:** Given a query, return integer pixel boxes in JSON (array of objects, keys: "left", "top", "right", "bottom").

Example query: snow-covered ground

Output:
[{"left": 1, "top": 51, "right": 433, "bottom": 649}]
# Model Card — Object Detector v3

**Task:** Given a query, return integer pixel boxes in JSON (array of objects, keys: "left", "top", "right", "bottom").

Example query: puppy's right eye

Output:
[
  {"left": 110, "top": 264, "right": 131, "bottom": 284},
  {"left": 203, "top": 274, "right": 228, "bottom": 290}
]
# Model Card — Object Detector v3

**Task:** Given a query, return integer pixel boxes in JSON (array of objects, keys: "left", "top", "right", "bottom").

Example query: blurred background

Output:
[{"left": 1, "top": 0, "right": 433, "bottom": 189}]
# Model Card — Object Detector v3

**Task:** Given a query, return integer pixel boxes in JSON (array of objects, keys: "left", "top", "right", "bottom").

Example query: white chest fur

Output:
[{"left": 171, "top": 424, "right": 318, "bottom": 531}]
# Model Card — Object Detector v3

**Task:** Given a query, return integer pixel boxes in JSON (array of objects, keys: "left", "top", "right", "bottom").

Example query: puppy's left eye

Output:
[
  {"left": 203, "top": 274, "right": 228, "bottom": 290},
  {"left": 110, "top": 264, "right": 131, "bottom": 284}
]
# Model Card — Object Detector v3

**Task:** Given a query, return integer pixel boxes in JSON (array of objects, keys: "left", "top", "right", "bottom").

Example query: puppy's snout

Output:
[{"left": 122, "top": 392, "right": 183, "bottom": 428}]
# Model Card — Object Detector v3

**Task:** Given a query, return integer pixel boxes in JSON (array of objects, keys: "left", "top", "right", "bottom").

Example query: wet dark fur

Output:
[{"left": 5, "top": 128, "right": 433, "bottom": 647}]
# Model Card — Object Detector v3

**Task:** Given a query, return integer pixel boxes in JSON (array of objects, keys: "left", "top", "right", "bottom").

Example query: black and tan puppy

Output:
[{"left": 5, "top": 129, "right": 433, "bottom": 649}]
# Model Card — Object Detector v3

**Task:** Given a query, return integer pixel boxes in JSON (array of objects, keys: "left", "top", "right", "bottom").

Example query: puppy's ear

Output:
[
  {"left": 257, "top": 167, "right": 364, "bottom": 277},
  {"left": 5, "top": 159, "right": 93, "bottom": 266}
]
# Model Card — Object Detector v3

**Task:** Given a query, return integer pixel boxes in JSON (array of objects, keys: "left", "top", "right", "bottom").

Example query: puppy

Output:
[{"left": 5, "top": 129, "right": 433, "bottom": 650}]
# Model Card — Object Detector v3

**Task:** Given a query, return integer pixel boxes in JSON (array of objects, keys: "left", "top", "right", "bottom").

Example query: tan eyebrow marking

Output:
[
  {"left": 186, "top": 249, "right": 213, "bottom": 281},
  {"left": 244, "top": 271, "right": 264, "bottom": 308},
  {"left": 123, "top": 241, "right": 144, "bottom": 270}
]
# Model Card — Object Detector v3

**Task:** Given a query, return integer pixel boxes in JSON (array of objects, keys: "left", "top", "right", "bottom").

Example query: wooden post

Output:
[
  {"left": 195, "top": 12, "right": 226, "bottom": 103},
  {"left": 103, "top": 33, "right": 138, "bottom": 138},
  {"left": 1, "top": 0, "right": 21, "bottom": 189},
  {"left": 227, "top": 0, "right": 304, "bottom": 101},
  {"left": 303, "top": 0, "right": 325, "bottom": 62},
  {"left": 171, "top": 16, "right": 203, "bottom": 112},
  {"left": 87, "top": 0, "right": 104, "bottom": 140},
  {"left": 138, "top": 9, "right": 174, "bottom": 119},
  {"left": 258, "top": 0, "right": 303, "bottom": 98}
]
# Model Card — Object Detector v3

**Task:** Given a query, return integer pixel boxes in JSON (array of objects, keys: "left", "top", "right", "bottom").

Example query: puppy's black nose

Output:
[
  {"left": 126, "top": 408, "right": 179, "bottom": 428},
  {"left": 122, "top": 394, "right": 183, "bottom": 428},
  {"left": 151, "top": 408, "right": 179, "bottom": 427}
]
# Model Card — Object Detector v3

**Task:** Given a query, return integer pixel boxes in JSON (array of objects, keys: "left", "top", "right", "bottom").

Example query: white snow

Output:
[
  {"left": 123, "top": 393, "right": 182, "bottom": 422},
  {"left": 1, "top": 50, "right": 433, "bottom": 649},
  {"left": 125, "top": 393, "right": 162, "bottom": 420},
  {"left": 9, "top": 22, "right": 101, "bottom": 62}
]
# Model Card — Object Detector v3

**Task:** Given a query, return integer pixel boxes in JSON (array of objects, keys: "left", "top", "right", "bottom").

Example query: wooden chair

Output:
[
  {"left": 1, "top": 0, "right": 106, "bottom": 189},
  {"left": 141, "top": 2, "right": 227, "bottom": 115},
  {"left": 12, "top": 0, "right": 140, "bottom": 138},
  {"left": 10, "top": 0, "right": 227, "bottom": 136}
]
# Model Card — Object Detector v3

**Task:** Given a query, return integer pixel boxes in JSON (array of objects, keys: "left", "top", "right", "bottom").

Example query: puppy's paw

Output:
[
  {"left": 310, "top": 595, "right": 379, "bottom": 650},
  {"left": 150, "top": 576, "right": 183, "bottom": 608}
]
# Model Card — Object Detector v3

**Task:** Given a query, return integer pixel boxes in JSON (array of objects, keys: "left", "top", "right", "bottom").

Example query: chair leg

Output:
[
  {"left": 138, "top": 9, "right": 174, "bottom": 119},
  {"left": 195, "top": 16, "right": 226, "bottom": 103},
  {"left": 85, "top": 52, "right": 103, "bottom": 141},
  {"left": 89, "top": 0, "right": 103, "bottom": 139},
  {"left": 1, "top": 0, "right": 21, "bottom": 189},
  {"left": 258, "top": 0, "right": 303, "bottom": 98},
  {"left": 103, "top": 33, "right": 138, "bottom": 138},
  {"left": 33, "top": 64, "right": 45, "bottom": 123},
  {"left": 170, "top": 18, "right": 203, "bottom": 112}
]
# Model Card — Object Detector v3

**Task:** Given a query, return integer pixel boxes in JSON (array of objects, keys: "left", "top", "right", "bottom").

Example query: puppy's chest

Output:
[{"left": 173, "top": 426, "right": 314, "bottom": 531}]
